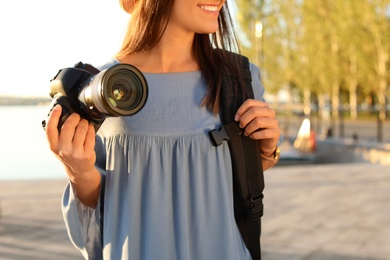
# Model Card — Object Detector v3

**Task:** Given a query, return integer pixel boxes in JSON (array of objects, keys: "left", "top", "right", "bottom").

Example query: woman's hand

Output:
[
  {"left": 45, "top": 104, "right": 100, "bottom": 207},
  {"left": 235, "top": 99, "right": 280, "bottom": 168}
]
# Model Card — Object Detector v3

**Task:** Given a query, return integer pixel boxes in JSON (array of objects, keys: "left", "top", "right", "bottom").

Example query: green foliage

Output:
[{"left": 235, "top": 0, "right": 390, "bottom": 117}]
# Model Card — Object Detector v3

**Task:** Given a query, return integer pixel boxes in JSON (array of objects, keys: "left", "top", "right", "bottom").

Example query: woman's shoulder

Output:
[
  {"left": 249, "top": 62, "right": 261, "bottom": 81},
  {"left": 248, "top": 62, "right": 265, "bottom": 101},
  {"left": 96, "top": 57, "right": 120, "bottom": 70}
]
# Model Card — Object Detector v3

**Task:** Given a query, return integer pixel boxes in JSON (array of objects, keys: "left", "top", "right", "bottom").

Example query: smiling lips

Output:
[{"left": 198, "top": 5, "right": 219, "bottom": 12}]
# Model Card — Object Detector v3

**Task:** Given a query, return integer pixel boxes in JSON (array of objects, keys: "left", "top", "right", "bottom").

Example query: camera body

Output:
[{"left": 42, "top": 62, "right": 148, "bottom": 132}]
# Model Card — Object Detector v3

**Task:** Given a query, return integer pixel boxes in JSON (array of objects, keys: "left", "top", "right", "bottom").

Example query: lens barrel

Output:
[{"left": 80, "top": 64, "right": 148, "bottom": 117}]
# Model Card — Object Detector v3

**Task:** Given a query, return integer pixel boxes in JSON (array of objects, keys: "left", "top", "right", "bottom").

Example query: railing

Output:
[{"left": 276, "top": 108, "right": 390, "bottom": 144}]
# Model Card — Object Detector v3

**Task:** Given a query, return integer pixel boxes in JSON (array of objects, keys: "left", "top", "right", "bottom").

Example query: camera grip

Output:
[{"left": 42, "top": 95, "right": 75, "bottom": 132}]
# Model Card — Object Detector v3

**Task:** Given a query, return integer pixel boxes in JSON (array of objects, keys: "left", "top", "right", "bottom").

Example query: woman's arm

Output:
[{"left": 45, "top": 104, "right": 101, "bottom": 208}]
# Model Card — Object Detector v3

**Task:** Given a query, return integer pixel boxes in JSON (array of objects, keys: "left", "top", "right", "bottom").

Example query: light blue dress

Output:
[{"left": 62, "top": 58, "right": 265, "bottom": 260}]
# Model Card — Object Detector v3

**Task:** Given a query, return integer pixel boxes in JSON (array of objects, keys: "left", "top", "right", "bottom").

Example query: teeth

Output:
[{"left": 199, "top": 5, "right": 218, "bottom": 12}]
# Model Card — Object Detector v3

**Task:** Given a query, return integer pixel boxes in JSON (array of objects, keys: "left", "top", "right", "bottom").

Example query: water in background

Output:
[{"left": 0, "top": 105, "right": 66, "bottom": 180}]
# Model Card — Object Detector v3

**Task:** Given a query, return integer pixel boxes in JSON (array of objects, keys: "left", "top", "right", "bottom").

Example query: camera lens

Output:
[
  {"left": 81, "top": 64, "right": 148, "bottom": 117},
  {"left": 106, "top": 69, "right": 143, "bottom": 113}
]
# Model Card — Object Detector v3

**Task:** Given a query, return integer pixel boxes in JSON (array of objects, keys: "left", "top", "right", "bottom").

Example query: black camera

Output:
[{"left": 42, "top": 62, "right": 148, "bottom": 132}]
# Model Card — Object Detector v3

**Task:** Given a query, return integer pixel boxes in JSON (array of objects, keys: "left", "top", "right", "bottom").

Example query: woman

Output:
[{"left": 45, "top": 0, "right": 280, "bottom": 259}]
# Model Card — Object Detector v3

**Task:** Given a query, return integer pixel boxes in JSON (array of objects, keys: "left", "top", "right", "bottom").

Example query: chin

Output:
[
  {"left": 198, "top": 26, "right": 219, "bottom": 35},
  {"left": 201, "top": 30, "right": 218, "bottom": 35}
]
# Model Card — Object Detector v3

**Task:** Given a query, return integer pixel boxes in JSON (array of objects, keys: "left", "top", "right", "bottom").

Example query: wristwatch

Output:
[
  {"left": 273, "top": 146, "right": 281, "bottom": 161},
  {"left": 261, "top": 146, "right": 281, "bottom": 162}
]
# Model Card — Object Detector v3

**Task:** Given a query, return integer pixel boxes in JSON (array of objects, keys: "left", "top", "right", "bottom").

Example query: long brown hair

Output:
[{"left": 116, "top": 0, "right": 246, "bottom": 114}]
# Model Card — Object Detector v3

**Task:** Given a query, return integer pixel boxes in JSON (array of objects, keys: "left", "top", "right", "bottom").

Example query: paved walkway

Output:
[
  {"left": 0, "top": 163, "right": 389, "bottom": 260},
  {"left": 263, "top": 163, "right": 390, "bottom": 260},
  {"left": 0, "top": 180, "right": 82, "bottom": 260}
]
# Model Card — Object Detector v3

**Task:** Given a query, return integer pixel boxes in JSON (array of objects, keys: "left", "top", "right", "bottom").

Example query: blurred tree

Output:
[
  {"left": 359, "top": 0, "right": 390, "bottom": 120},
  {"left": 234, "top": 0, "right": 390, "bottom": 120}
]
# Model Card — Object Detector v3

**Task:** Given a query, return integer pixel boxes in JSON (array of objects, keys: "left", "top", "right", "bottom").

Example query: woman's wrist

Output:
[
  {"left": 69, "top": 168, "right": 101, "bottom": 208},
  {"left": 260, "top": 146, "right": 280, "bottom": 162}
]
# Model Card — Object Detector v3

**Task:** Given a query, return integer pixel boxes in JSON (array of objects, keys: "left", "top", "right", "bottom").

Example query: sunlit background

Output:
[
  {"left": 0, "top": 0, "right": 129, "bottom": 97},
  {"left": 0, "top": 1, "right": 389, "bottom": 260},
  {"left": 0, "top": 0, "right": 130, "bottom": 180}
]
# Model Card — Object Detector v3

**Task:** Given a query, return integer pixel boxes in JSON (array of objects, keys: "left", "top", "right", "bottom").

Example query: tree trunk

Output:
[
  {"left": 348, "top": 53, "right": 358, "bottom": 120},
  {"left": 376, "top": 44, "right": 388, "bottom": 121},
  {"left": 378, "top": 79, "right": 387, "bottom": 121},
  {"left": 303, "top": 87, "right": 311, "bottom": 115},
  {"left": 332, "top": 82, "right": 340, "bottom": 120},
  {"left": 330, "top": 36, "right": 340, "bottom": 120}
]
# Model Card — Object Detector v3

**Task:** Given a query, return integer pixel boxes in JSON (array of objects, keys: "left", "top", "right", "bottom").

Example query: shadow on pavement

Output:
[{"left": 263, "top": 250, "right": 387, "bottom": 260}]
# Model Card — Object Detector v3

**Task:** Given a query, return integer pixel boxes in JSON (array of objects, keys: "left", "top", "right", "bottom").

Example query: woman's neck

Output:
[{"left": 117, "top": 32, "right": 199, "bottom": 73}]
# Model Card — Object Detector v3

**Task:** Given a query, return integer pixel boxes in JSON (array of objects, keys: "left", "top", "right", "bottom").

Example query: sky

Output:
[{"left": 0, "top": 0, "right": 130, "bottom": 97}]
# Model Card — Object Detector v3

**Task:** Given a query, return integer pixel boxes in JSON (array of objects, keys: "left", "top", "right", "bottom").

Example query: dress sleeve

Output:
[
  {"left": 61, "top": 135, "right": 107, "bottom": 260},
  {"left": 249, "top": 63, "right": 265, "bottom": 101}
]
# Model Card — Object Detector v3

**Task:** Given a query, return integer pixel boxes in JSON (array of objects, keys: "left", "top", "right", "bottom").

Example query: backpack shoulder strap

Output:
[{"left": 209, "top": 51, "right": 265, "bottom": 260}]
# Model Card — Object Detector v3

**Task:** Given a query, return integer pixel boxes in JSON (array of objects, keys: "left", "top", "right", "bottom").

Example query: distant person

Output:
[{"left": 44, "top": 0, "right": 280, "bottom": 259}]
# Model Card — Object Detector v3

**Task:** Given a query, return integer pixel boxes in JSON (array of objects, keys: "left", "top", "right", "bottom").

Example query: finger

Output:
[
  {"left": 72, "top": 119, "right": 90, "bottom": 147},
  {"left": 235, "top": 99, "right": 268, "bottom": 121},
  {"left": 84, "top": 125, "right": 96, "bottom": 153},
  {"left": 248, "top": 127, "right": 280, "bottom": 141},
  {"left": 243, "top": 117, "right": 275, "bottom": 137},
  {"left": 239, "top": 105, "right": 275, "bottom": 129},
  {"left": 57, "top": 113, "right": 82, "bottom": 156},
  {"left": 45, "top": 104, "right": 62, "bottom": 150}
]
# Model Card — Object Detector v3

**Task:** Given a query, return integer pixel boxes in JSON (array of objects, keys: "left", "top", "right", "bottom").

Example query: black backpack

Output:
[{"left": 209, "top": 52, "right": 264, "bottom": 260}]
